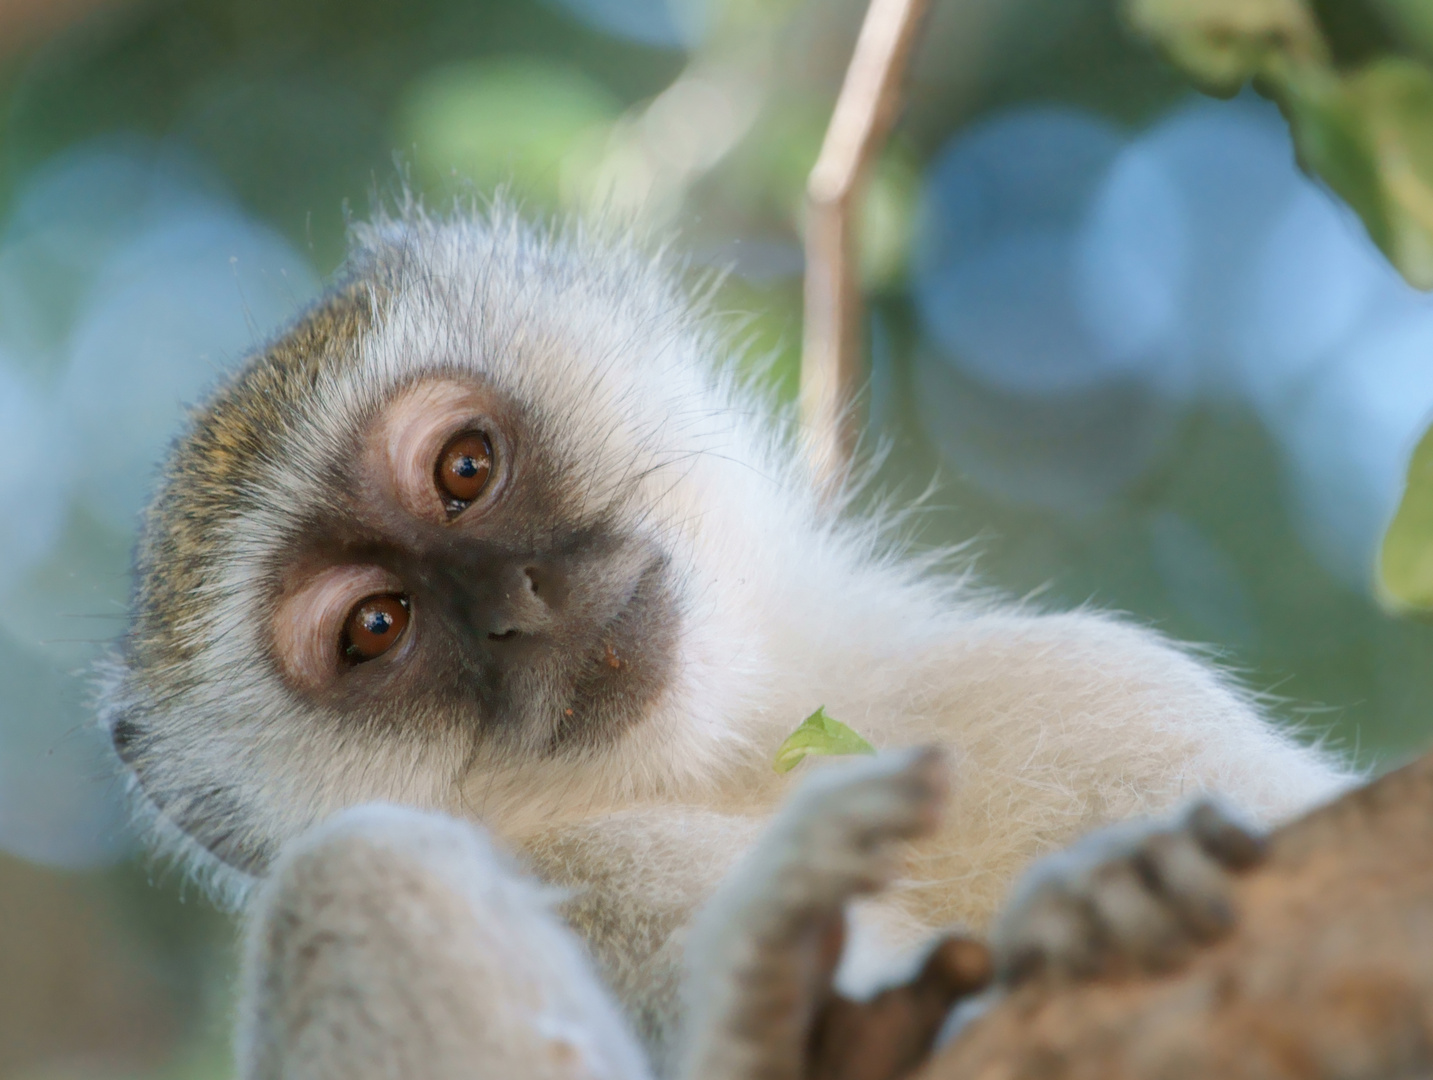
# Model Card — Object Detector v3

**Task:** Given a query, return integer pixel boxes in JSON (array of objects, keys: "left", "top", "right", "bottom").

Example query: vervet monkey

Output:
[{"left": 103, "top": 206, "right": 1351, "bottom": 1071}]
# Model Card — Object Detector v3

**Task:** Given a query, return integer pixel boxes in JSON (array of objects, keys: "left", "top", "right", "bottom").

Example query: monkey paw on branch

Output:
[{"left": 842, "top": 749, "right": 1433, "bottom": 1080}]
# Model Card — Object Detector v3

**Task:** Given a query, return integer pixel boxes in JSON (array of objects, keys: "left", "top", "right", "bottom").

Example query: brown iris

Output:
[
  {"left": 436, "top": 431, "right": 494, "bottom": 511},
  {"left": 343, "top": 594, "right": 410, "bottom": 661}
]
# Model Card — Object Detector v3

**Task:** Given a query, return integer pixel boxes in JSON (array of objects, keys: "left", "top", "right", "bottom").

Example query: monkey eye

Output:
[
  {"left": 342, "top": 594, "right": 410, "bottom": 662},
  {"left": 435, "top": 431, "right": 494, "bottom": 513}
]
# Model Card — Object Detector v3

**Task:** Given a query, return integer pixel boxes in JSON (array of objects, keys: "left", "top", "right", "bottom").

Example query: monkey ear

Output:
[{"left": 104, "top": 698, "right": 272, "bottom": 883}]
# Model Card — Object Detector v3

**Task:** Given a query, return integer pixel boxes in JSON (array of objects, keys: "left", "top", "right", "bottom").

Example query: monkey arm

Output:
[
  {"left": 228, "top": 751, "right": 1276, "bottom": 1080},
  {"left": 825, "top": 608, "right": 1357, "bottom": 934},
  {"left": 236, "top": 804, "right": 653, "bottom": 1080},
  {"left": 512, "top": 609, "right": 1354, "bottom": 1061},
  {"left": 508, "top": 748, "right": 1265, "bottom": 1080}
]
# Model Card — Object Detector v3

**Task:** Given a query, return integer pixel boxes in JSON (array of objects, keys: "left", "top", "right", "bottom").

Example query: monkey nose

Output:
[
  {"left": 430, "top": 553, "right": 568, "bottom": 641},
  {"left": 485, "top": 566, "right": 546, "bottom": 639},
  {"left": 519, "top": 561, "right": 569, "bottom": 614}
]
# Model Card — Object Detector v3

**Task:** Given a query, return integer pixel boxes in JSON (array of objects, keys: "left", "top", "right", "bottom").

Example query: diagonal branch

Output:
[
  {"left": 800, "top": 0, "right": 930, "bottom": 495},
  {"left": 922, "top": 749, "right": 1433, "bottom": 1079}
]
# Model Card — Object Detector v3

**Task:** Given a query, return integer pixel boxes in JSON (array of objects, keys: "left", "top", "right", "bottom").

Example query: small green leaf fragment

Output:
[
  {"left": 1379, "top": 419, "right": 1433, "bottom": 611},
  {"left": 773, "top": 707, "right": 877, "bottom": 773}
]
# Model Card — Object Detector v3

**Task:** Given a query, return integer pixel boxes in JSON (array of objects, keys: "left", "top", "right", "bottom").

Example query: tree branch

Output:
[
  {"left": 920, "top": 750, "right": 1433, "bottom": 1079},
  {"left": 800, "top": 0, "right": 929, "bottom": 494}
]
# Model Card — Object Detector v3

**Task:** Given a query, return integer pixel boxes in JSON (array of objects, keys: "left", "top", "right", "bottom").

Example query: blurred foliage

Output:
[
  {"left": 1125, "top": 0, "right": 1328, "bottom": 95},
  {"left": 1285, "top": 59, "right": 1433, "bottom": 287},
  {"left": 1383, "top": 422, "right": 1433, "bottom": 610},
  {"left": 1123, "top": 0, "right": 1433, "bottom": 618},
  {"left": 1376, "top": 0, "right": 1433, "bottom": 59},
  {"left": 397, "top": 58, "right": 621, "bottom": 204},
  {"left": 1124, "top": 0, "right": 1433, "bottom": 286}
]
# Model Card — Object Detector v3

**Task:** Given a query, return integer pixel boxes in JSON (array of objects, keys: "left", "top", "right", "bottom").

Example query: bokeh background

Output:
[{"left": 2, "top": 0, "right": 1432, "bottom": 1075}]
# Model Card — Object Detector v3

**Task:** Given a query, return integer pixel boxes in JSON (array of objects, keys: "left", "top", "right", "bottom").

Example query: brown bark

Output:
[
  {"left": 919, "top": 750, "right": 1433, "bottom": 1080},
  {"left": 810, "top": 932, "right": 994, "bottom": 1080}
]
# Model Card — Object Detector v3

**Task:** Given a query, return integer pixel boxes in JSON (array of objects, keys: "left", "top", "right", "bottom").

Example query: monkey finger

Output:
[
  {"left": 840, "top": 747, "right": 950, "bottom": 846},
  {"left": 916, "top": 935, "right": 994, "bottom": 999},
  {"left": 1136, "top": 828, "right": 1238, "bottom": 942},
  {"left": 792, "top": 746, "right": 949, "bottom": 851},
  {"left": 1082, "top": 858, "right": 1191, "bottom": 972},
  {"left": 807, "top": 935, "right": 991, "bottom": 1080},
  {"left": 994, "top": 884, "right": 1105, "bottom": 984},
  {"left": 1184, "top": 796, "right": 1267, "bottom": 872}
]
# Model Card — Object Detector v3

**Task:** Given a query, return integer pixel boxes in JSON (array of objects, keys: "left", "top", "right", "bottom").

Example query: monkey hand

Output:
[
  {"left": 990, "top": 798, "right": 1267, "bottom": 986},
  {"left": 680, "top": 748, "right": 990, "bottom": 1080},
  {"left": 687, "top": 747, "right": 948, "bottom": 969}
]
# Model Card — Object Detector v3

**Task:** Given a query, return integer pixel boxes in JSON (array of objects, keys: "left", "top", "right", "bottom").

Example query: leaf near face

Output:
[{"left": 773, "top": 706, "right": 877, "bottom": 773}]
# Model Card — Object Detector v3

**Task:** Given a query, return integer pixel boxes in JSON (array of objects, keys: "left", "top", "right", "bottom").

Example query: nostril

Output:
[{"left": 522, "top": 563, "right": 567, "bottom": 611}]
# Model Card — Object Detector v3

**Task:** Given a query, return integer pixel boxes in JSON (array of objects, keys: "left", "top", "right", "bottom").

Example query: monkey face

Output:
[
  {"left": 272, "top": 377, "right": 676, "bottom": 752},
  {"left": 101, "top": 209, "right": 799, "bottom": 881}
]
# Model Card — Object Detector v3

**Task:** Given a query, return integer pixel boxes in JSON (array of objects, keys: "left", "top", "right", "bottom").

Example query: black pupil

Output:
[
  {"left": 364, "top": 611, "right": 394, "bottom": 635},
  {"left": 455, "top": 455, "right": 479, "bottom": 478}
]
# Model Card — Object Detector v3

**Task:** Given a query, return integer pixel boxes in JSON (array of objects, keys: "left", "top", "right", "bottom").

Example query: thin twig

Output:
[{"left": 800, "top": 0, "right": 929, "bottom": 495}]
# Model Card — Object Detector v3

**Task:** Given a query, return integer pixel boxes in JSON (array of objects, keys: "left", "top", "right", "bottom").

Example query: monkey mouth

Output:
[
  {"left": 594, "top": 554, "right": 669, "bottom": 662},
  {"left": 550, "top": 553, "right": 677, "bottom": 751}
]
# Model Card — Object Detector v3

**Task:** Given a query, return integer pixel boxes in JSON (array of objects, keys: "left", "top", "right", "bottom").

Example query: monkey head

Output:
[{"left": 102, "top": 208, "right": 813, "bottom": 885}]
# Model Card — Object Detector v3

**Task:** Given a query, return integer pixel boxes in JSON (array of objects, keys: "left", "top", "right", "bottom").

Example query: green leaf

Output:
[
  {"left": 773, "top": 706, "right": 877, "bottom": 773},
  {"left": 1124, "top": 0, "right": 1327, "bottom": 97},
  {"left": 1286, "top": 59, "right": 1433, "bottom": 289},
  {"left": 1379, "top": 421, "right": 1433, "bottom": 611}
]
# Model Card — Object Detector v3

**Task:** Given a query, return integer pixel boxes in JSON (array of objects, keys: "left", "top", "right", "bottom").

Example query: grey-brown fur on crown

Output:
[{"left": 128, "top": 267, "right": 387, "bottom": 673}]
